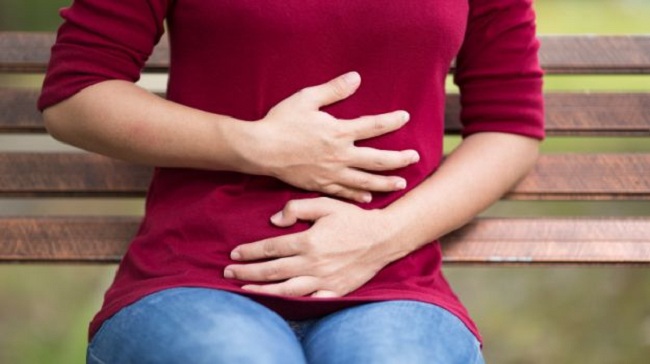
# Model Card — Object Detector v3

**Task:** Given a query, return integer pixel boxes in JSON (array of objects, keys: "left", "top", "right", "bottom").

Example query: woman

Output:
[{"left": 40, "top": 0, "right": 544, "bottom": 362}]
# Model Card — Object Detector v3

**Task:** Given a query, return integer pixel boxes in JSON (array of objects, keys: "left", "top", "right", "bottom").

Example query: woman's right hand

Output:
[
  {"left": 43, "top": 72, "right": 417, "bottom": 204},
  {"left": 245, "top": 72, "right": 420, "bottom": 203}
]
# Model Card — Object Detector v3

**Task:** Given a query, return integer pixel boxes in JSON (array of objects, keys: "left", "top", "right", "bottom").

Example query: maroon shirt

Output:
[{"left": 39, "top": 0, "right": 544, "bottom": 342}]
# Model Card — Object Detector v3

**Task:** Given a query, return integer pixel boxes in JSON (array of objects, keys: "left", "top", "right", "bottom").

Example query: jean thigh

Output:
[
  {"left": 302, "top": 300, "right": 483, "bottom": 364},
  {"left": 87, "top": 287, "right": 306, "bottom": 364}
]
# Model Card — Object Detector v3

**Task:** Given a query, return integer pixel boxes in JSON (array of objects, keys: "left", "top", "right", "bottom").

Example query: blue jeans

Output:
[{"left": 87, "top": 287, "right": 484, "bottom": 364}]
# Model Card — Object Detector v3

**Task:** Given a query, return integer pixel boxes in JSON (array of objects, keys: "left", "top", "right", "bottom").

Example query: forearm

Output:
[
  {"left": 384, "top": 132, "right": 540, "bottom": 254},
  {"left": 43, "top": 80, "right": 255, "bottom": 172},
  {"left": 225, "top": 132, "right": 540, "bottom": 297},
  {"left": 42, "top": 75, "right": 415, "bottom": 201}
]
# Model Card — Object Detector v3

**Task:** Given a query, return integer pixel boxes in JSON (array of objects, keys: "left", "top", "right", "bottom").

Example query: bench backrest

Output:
[{"left": 1, "top": 32, "right": 649, "bottom": 264}]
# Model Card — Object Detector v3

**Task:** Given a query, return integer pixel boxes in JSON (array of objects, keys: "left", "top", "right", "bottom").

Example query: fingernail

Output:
[
  {"left": 224, "top": 269, "right": 235, "bottom": 279},
  {"left": 401, "top": 111, "right": 410, "bottom": 122},
  {"left": 395, "top": 179, "right": 407, "bottom": 189},
  {"left": 270, "top": 211, "right": 283, "bottom": 224},
  {"left": 230, "top": 251, "right": 241, "bottom": 260},
  {"left": 343, "top": 71, "right": 361, "bottom": 86},
  {"left": 410, "top": 151, "right": 420, "bottom": 163},
  {"left": 361, "top": 193, "right": 372, "bottom": 203}
]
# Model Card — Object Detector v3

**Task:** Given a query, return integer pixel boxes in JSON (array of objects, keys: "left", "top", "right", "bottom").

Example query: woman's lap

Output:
[
  {"left": 302, "top": 300, "right": 483, "bottom": 364},
  {"left": 87, "top": 288, "right": 483, "bottom": 364},
  {"left": 87, "top": 288, "right": 306, "bottom": 364}
]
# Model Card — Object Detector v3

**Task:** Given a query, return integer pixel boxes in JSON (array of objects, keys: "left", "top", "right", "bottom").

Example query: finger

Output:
[
  {"left": 320, "top": 184, "right": 373, "bottom": 204},
  {"left": 350, "top": 147, "right": 420, "bottom": 171},
  {"left": 297, "top": 71, "right": 361, "bottom": 108},
  {"left": 270, "top": 197, "right": 345, "bottom": 227},
  {"left": 242, "top": 276, "right": 320, "bottom": 297},
  {"left": 338, "top": 169, "right": 408, "bottom": 192},
  {"left": 343, "top": 110, "right": 410, "bottom": 141},
  {"left": 311, "top": 290, "right": 341, "bottom": 298},
  {"left": 225, "top": 257, "right": 304, "bottom": 282},
  {"left": 231, "top": 234, "right": 301, "bottom": 261}
]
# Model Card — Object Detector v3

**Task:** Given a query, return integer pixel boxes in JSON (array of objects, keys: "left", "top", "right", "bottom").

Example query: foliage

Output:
[{"left": 0, "top": 0, "right": 649, "bottom": 363}]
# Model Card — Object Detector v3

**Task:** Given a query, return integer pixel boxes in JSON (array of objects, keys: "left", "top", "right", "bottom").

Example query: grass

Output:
[{"left": 0, "top": 0, "right": 649, "bottom": 363}]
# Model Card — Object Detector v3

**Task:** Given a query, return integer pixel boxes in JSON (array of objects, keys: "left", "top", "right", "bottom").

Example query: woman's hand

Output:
[
  {"left": 224, "top": 197, "right": 412, "bottom": 297},
  {"left": 44, "top": 72, "right": 418, "bottom": 203},
  {"left": 244, "top": 72, "right": 420, "bottom": 203}
]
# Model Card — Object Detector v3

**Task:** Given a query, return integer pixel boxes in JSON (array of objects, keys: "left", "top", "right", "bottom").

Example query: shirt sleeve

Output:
[
  {"left": 38, "top": 0, "right": 171, "bottom": 111},
  {"left": 453, "top": 0, "right": 545, "bottom": 140}
]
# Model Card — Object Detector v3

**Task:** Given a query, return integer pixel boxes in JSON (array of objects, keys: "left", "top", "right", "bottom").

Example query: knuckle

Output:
[
  {"left": 302, "top": 235, "right": 318, "bottom": 252},
  {"left": 280, "top": 285, "right": 299, "bottom": 297},
  {"left": 332, "top": 126, "right": 351, "bottom": 140},
  {"left": 328, "top": 280, "right": 346, "bottom": 294},
  {"left": 262, "top": 241, "right": 277, "bottom": 258},
  {"left": 373, "top": 117, "right": 386, "bottom": 131},
  {"left": 400, "top": 153, "right": 412, "bottom": 165},
  {"left": 262, "top": 265, "right": 283, "bottom": 281},
  {"left": 284, "top": 200, "right": 301, "bottom": 215},
  {"left": 304, "top": 179, "right": 322, "bottom": 191},
  {"left": 324, "top": 149, "right": 344, "bottom": 164},
  {"left": 296, "top": 87, "right": 313, "bottom": 101},
  {"left": 312, "top": 263, "right": 329, "bottom": 277},
  {"left": 286, "top": 240, "right": 300, "bottom": 254},
  {"left": 311, "top": 174, "right": 333, "bottom": 190},
  {"left": 355, "top": 176, "right": 371, "bottom": 189},
  {"left": 330, "top": 78, "right": 349, "bottom": 99},
  {"left": 373, "top": 157, "right": 389, "bottom": 169},
  {"left": 323, "top": 184, "right": 343, "bottom": 195}
]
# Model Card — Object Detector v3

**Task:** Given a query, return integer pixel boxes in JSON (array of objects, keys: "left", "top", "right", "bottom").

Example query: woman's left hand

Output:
[{"left": 224, "top": 197, "right": 410, "bottom": 298}]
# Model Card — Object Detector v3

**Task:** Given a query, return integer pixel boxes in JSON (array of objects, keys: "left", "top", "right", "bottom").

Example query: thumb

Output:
[
  {"left": 270, "top": 197, "right": 342, "bottom": 227},
  {"left": 312, "top": 290, "right": 340, "bottom": 298}
]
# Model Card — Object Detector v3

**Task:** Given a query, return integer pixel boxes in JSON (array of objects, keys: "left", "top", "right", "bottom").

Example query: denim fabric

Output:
[{"left": 87, "top": 288, "right": 483, "bottom": 364}]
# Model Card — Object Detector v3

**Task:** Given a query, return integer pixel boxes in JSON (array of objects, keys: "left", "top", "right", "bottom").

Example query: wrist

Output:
[
  {"left": 372, "top": 207, "right": 424, "bottom": 261},
  {"left": 218, "top": 119, "right": 271, "bottom": 176}
]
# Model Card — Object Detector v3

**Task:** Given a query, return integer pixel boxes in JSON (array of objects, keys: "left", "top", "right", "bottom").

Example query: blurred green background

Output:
[{"left": 1, "top": 0, "right": 649, "bottom": 363}]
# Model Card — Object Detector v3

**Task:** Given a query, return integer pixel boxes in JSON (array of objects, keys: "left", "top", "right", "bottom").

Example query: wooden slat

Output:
[
  {"left": 444, "top": 92, "right": 650, "bottom": 136},
  {"left": 1, "top": 217, "right": 648, "bottom": 263},
  {"left": 3, "top": 89, "right": 650, "bottom": 136},
  {"left": 441, "top": 218, "right": 650, "bottom": 264},
  {"left": 0, "top": 153, "right": 152, "bottom": 196},
  {"left": 539, "top": 35, "right": 650, "bottom": 74},
  {"left": 2, "top": 33, "right": 649, "bottom": 74},
  {"left": 0, "top": 32, "right": 169, "bottom": 73},
  {"left": 0, "top": 88, "right": 44, "bottom": 133},
  {"left": 0, "top": 88, "right": 168, "bottom": 133},
  {"left": 510, "top": 154, "right": 650, "bottom": 200},
  {"left": 540, "top": 93, "right": 650, "bottom": 136},
  {"left": 0, "top": 217, "right": 137, "bottom": 262},
  {"left": 0, "top": 153, "right": 649, "bottom": 199}
]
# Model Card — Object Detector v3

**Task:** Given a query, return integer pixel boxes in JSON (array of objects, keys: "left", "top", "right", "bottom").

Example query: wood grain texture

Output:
[
  {"left": 0, "top": 88, "right": 44, "bottom": 133},
  {"left": 441, "top": 218, "right": 650, "bottom": 264},
  {"left": 1, "top": 153, "right": 648, "bottom": 199},
  {"left": 1, "top": 217, "right": 648, "bottom": 263},
  {"left": 0, "top": 217, "right": 137, "bottom": 262},
  {"left": 444, "top": 93, "right": 650, "bottom": 136},
  {"left": 509, "top": 154, "right": 650, "bottom": 200},
  {"left": 0, "top": 153, "right": 152, "bottom": 196},
  {"left": 2, "top": 33, "right": 649, "bottom": 74},
  {"left": 538, "top": 35, "right": 650, "bottom": 74},
  {"left": 0, "top": 32, "right": 169, "bottom": 73},
  {"left": 4, "top": 89, "right": 650, "bottom": 136},
  {"left": 2, "top": 32, "right": 649, "bottom": 266}
]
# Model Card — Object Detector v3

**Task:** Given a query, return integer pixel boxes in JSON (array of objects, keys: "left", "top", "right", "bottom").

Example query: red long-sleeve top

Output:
[{"left": 39, "top": 0, "right": 544, "bottom": 343}]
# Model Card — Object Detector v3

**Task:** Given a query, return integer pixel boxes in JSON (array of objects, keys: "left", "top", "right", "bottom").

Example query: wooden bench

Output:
[{"left": 1, "top": 32, "right": 649, "bottom": 265}]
